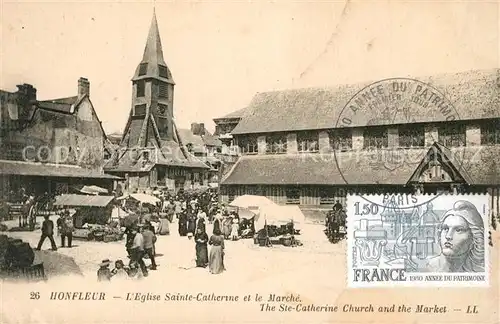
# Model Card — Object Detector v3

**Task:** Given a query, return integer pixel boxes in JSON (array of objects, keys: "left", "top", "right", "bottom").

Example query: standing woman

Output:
[
  {"left": 187, "top": 209, "right": 197, "bottom": 236},
  {"left": 230, "top": 217, "right": 239, "bottom": 241},
  {"left": 208, "top": 228, "right": 225, "bottom": 274},
  {"left": 194, "top": 227, "right": 209, "bottom": 268}
]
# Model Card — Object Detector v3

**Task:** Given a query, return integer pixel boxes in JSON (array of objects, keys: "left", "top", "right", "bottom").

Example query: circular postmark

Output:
[{"left": 333, "top": 77, "right": 463, "bottom": 209}]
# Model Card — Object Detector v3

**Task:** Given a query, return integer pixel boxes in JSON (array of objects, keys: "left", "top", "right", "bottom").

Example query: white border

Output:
[{"left": 346, "top": 193, "right": 490, "bottom": 288}]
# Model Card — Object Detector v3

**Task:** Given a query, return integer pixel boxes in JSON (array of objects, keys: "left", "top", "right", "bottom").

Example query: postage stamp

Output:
[{"left": 347, "top": 193, "right": 490, "bottom": 288}]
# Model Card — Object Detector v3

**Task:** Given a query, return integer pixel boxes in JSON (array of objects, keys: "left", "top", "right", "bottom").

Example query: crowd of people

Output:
[{"left": 98, "top": 188, "right": 256, "bottom": 281}]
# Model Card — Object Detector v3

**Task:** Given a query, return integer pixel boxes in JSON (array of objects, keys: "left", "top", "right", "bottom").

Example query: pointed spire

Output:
[
  {"left": 141, "top": 9, "right": 166, "bottom": 66},
  {"left": 132, "top": 10, "right": 174, "bottom": 83}
]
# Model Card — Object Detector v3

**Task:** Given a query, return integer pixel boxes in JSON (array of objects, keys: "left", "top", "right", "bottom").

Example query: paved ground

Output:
[
  {"left": 1, "top": 215, "right": 343, "bottom": 283},
  {"left": 1, "top": 216, "right": 498, "bottom": 324}
]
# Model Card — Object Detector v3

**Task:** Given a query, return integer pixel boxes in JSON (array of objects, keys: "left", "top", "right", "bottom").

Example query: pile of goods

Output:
[
  {"left": 73, "top": 222, "right": 124, "bottom": 242},
  {"left": 0, "top": 234, "right": 43, "bottom": 281}
]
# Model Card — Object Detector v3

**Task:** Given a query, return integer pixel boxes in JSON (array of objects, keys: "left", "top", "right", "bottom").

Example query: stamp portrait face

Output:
[
  {"left": 347, "top": 194, "right": 489, "bottom": 288},
  {"left": 333, "top": 78, "right": 464, "bottom": 209}
]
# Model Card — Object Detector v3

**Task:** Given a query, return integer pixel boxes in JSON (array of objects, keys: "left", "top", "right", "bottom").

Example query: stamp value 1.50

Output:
[{"left": 347, "top": 194, "right": 489, "bottom": 288}]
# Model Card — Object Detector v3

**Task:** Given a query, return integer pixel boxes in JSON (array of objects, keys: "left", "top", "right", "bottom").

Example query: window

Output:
[
  {"left": 159, "top": 82, "right": 168, "bottom": 98},
  {"left": 228, "top": 188, "right": 235, "bottom": 202},
  {"left": 238, "top": 136, "right": 258, "bottom": 154},
  {"left": 137, "top": 80, "right": 146, "bottom": 97},
  {"left": 266, "top": 134, "right": 287, "bottom": 154},
  {"left": 286, "top": 187, "right": 300, "bottom": 204},
  {"left": 320, "top": 187, "right": 335, "bottom": 205},
  {"left": 481, "top": 120, "right": 500, "bottom": 145},
  {"left": 134, "top": 104, "right": 146, "bottom": 116},
  {"left": 364, "top": 127, "right": 388, "bottom": 148},
  {"left": 159, "top": 65, "right": 169, "bottom": 78},
  {"left": 439, "top": 124, "right": 466, "bottom": 147},
  {"left": 399, "top": 125, "right": 425, "bottom": 147},
  {"left": 297, "top": 131, "right": 319, "bottom": 153},
  {"left": 329, "top": 129, "right": 352, "bottom": 151},
  {"left": 138, "top": 63, "right": 148, "bottom": 76}
]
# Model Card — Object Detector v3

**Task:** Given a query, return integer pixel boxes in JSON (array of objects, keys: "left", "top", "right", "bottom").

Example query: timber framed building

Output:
[
  {"left": 104, "top": 12, "right": 210, "bottom": 193},
  {"left": 218, "top": 69, "right": 500, "bottom": 221},
  {"left": 0, "top": 79, "right": 118, "bottom": 198}
]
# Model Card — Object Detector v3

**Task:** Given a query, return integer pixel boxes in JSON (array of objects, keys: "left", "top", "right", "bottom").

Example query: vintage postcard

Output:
[{"left": 0, "top": 1, "right": 499, "bottom": 324}]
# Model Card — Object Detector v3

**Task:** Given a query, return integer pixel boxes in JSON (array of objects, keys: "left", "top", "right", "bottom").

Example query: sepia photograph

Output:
[{"left": 0, "top": 0, "right": 499, "bottom": 323}]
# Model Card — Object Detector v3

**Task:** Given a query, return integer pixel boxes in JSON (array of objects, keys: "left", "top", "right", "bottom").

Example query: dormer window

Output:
[
  {"left": 139, "top": 63, "right": 148, "bottom": 76},
  {"left": 159, "top": 65, "right": 169, "bottom": 78}
]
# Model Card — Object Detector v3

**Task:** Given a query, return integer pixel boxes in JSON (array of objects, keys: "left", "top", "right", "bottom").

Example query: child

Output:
[
  {"left": 97, "top": 259, "right": 112, "bottom": 281},
  {"left": 111, "top": 260, "right": 129, "bottom": 280},
  {"left": 127, "top": 261, "right": 143, "bottom": 280}
]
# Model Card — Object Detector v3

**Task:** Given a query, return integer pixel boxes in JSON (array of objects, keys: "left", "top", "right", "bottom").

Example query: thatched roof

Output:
[{"left": 231, "top": 69, "right": 500, "bottom": 134}]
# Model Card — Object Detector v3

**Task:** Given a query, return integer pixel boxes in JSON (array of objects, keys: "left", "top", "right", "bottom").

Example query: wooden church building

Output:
[{"left": 104, "top": 11, "right": 209, "bottom": 193}]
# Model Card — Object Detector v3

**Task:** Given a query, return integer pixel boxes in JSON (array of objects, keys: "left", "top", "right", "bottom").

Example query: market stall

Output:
[
  {"left": 116, "top": 193, "right": 164, "bottom": 234},
  {"left": 53, "top": 194, "right": 123, "bottom": 242},
  {"left": 254, "top": 205, "right": 305, "bottom": 247}
]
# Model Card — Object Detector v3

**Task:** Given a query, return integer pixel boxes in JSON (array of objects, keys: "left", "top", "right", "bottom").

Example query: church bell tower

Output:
[{"left": 123, "top": 10, "right": 175, "bottom": 147}]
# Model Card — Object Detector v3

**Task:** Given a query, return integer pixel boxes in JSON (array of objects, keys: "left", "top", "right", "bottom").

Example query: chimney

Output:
[
  {"left": 16, "top": 84, "right": 37, "bottom": 102},
  {"left": 191, "top": 123, "right": 199, "bottom": 135},
  {"left": 78, "top": 77, "right": 90, "bottom": 97}
]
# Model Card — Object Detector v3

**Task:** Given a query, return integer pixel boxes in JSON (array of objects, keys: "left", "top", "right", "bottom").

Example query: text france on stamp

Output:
[{"left": 347, "top": 194, "right": 490, "bottom": 288}]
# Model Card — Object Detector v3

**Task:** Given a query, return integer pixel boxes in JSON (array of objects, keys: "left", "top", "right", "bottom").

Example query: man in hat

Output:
[
  {"left": 97, "top": 259, "right": 112, "bottom": 281},
  {"left": 57, "top": 210, "right": 75, "bottom": 248},
  {"left": 35, "top": 214, "right": 57, "bottom": 251}
]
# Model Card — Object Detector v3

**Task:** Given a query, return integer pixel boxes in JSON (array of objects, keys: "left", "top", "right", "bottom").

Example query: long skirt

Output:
[
  {"left": 178, "top": 220, "right": 187, "bottom": 236},
  {"left": 158, "top": 218, "right": 170, "bottom": 235},
  {"left": 187, "top": 220, "right": 196, "bottom": 234},
  {"left": 195, "top": 243, "right": 208, "bottom": 267},
  {"left": 223, "top": 222, "right": 232, "bottom": 239},
  {"left": 208, "top": 246, "right": 225, "bottom": 274}
]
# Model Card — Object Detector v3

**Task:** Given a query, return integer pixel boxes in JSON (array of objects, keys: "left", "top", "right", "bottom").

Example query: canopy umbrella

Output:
[
  {"left": 229, "top": 195, "right": 277, "bottom": 210},
  {"left": 255, "top": 205, "right": 306, "bottom": 231},
  {"left": 130, "top": 193, "right": 161, "bottom": 205},
  {"left": 80, "top": 185, "right": 109, "bottom": 195},
  {"left": 117, "top": 193, "right": 161, "bottom": 205}
]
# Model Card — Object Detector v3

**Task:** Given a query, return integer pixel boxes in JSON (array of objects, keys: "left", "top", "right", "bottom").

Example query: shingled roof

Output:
[
  {"left": 214, "top": 107, "right": 249, "bottom": 121},
  {"left": 221, "top": 144, "right": 500, "bottom": 186},
  {"left": 37, "top": 96, "right": 79, "bottom": 113},
  {"left": 231, "top": 69, "right": 500, "bottom": 134}
]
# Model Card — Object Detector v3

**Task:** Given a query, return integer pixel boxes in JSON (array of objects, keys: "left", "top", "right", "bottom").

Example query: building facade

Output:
[
  {"left": 0, "top": 78, "right": 118, "bottom": 199},
  {"left": 177, "top": 122, "right": 222, "bottom": 185},
  {"left": 219, "top": 69, "right": 500, "bottom": 222},
  {"left": 103, "top": 12, "right": 210, "bottom": 193},
  {"left": 213, "top": 108, "right": 247, "bottom": 175}
]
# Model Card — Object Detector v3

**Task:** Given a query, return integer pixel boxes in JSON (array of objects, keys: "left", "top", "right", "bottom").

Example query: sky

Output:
[{"left": 1, "top": 0, "right": 498, "bottom": 135}]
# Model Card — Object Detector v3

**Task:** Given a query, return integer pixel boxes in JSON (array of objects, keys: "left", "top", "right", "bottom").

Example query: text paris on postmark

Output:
[{"left": 347, "top": 194, "right": 490, "bottom": 288}]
